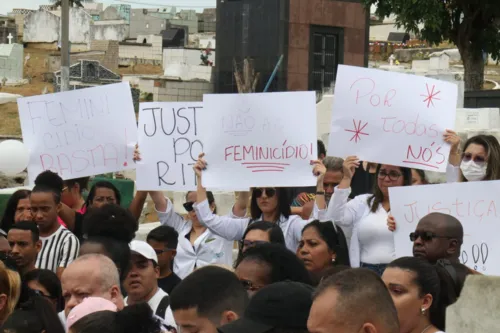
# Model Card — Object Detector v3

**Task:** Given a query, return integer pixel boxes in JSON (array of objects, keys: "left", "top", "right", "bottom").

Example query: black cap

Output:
[{"left": 218, "top": 281, "right": 314, "bottom": 333}]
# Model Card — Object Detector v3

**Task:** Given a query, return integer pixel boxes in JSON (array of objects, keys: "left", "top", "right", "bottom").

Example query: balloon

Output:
[{"left": 0, "top": 140, "right": 29, "bottom": 176}]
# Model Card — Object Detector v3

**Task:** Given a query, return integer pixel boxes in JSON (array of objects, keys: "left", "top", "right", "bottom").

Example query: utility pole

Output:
[{"left": 61, "top": 0, "right": 70, "bottom": 92}]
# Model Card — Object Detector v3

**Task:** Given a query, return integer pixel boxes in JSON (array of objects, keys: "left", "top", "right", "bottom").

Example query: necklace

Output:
[{"left": 421, "top": 325, "right": 433, "bottom": 333}]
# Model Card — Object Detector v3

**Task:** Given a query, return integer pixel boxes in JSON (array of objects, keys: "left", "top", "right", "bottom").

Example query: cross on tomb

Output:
[{"left": 7, "top": 33, "right": 13, "bottom": 44}]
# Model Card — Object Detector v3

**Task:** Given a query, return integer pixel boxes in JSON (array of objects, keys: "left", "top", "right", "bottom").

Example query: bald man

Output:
[
  {"left": 308, "top": 268, "right": 399, "bottom": 333},
  {"left": 61, "top": 254, "right": 124, "bottom": 324},
  {"left": 412, "top": 212, "right": 463, "bottom": 264}
]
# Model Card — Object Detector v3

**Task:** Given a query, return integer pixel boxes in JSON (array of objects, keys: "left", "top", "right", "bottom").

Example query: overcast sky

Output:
[{"left": 0, "top": 0, "right": 216, "bottom": 15}]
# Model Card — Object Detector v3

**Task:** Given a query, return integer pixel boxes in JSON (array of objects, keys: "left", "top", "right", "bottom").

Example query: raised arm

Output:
[
  {"left": 193, "top": 153, "right": 250, "bottom": 241},
  {"left": 444, "top": 129, "right": 461, "bottom": 183},
  {"left": 326, "top": 156, "right": 364, "bottom": 227},
  {"left": 149, "top": 191, "right": 186, "bottom": 232},
  {"left": 128, "top": 190, "right": 148, "bottom": 222}
]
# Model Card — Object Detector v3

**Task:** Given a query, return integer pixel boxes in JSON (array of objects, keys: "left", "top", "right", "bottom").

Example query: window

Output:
[{"left": 309, "top": 26, "right": 343, "bottom": 94}]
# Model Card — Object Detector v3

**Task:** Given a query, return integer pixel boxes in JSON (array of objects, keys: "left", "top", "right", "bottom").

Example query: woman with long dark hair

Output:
[
  {"left": 24, "top": 269, "right": 64, "bottom": 313},
  {"left": 191, "top": 153, "right": 328, "bottom": 252},
  {"left": 297, "top": 220, "right": 349, "bottom": 284},
  {"left": 0, "top": 189, "right": 31, "bottom": 233},
  {"left": 382, "top": 257, "right": 459, "bottom": 333},
  {"left": 326, "top": 156, "right": 412, "bottom": 274},
  {"left": 235, "top": 221, "right": 285, "bottom": 265}
]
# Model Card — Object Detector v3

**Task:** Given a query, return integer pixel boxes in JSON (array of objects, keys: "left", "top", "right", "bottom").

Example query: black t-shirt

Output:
[{"left": 158, "top": 273, "right": 182, "bottom": 294}]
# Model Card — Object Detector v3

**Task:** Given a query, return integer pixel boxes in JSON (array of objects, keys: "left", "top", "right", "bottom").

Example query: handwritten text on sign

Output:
[
  {"left": 136, "top": 102, "right": 202, "bottom": 190},
  {"left": 17, "top": 83, "right": 138, "bottom": 182},
  {"left": 389, "top": 181, "right": 500, "bottom": 275},
  {"left": 200, "top": 92, "right": 318, "bottom": 189},
  {"left": 328, "top": 65, "right": 458, "bottom": 172}
]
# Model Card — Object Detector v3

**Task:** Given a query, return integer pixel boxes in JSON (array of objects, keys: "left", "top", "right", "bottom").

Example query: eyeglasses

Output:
[
  {"left": 378, "top": 170, "right": 402, "bottom": 181},
  {"left": 239, "top": 239, "right": 268, "bottom": 249},
  {"left": 253, "top": 188, "right": 276, "bottom": 198},
  {"left": 240, "top": 279, "right": 264, "bottom": 292},
  {"left": 409, "top": 231, "right": 454, "bottom": 242},
  {"left": 462, "top": 153, "right": 486, "bottom": 164},
  {"left": 183, "top": 201, "right": 194, "bottom": 212}
]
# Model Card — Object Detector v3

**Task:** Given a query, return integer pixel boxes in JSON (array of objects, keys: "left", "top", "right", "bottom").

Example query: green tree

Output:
[{"left": 364, "top": 0, "right": 500, "bottom": 91}]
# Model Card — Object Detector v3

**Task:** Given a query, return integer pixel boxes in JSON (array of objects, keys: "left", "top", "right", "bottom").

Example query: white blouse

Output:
[
  {"left": 194, "top": 199, "right": 327, "bottom": 252},
  {"left": 446, "top": 164, "right": 460, "bottom": 183},
  {"left": 326, "top": 187, "right": 396, "bottom": 267},
  {"left": 156, "top": 197, "right": 234, "bottom": 279}
]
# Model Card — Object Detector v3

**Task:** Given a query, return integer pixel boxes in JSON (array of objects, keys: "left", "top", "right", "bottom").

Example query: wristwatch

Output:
[{"left": 316, "top": 191, "right": 325, "bottom": 195}]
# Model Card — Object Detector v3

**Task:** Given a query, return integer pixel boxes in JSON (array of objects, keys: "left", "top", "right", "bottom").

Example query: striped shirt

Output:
[{"left": 36, "top": 226, "right": 80, "bottom": 273}]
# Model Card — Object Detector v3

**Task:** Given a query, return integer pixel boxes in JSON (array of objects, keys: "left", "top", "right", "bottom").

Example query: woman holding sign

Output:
[
  {"left": 444, "top": 130, "right": 500, "bottom": 182},
  {"left": 191, "top": 153, "right": 328, "bottom": 253},
  {"left": 326, "top": 156, "right": 412, "bottom": 275}
]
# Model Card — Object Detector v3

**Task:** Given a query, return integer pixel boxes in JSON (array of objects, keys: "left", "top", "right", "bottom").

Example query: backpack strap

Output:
[{"left": 155, "top": 295, "right": 170, "bottom": 319}]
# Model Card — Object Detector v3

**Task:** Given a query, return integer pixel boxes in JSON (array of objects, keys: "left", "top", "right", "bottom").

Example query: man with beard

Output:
[{"left": 7, "top": 221, "right": 41, "bottom": 276}]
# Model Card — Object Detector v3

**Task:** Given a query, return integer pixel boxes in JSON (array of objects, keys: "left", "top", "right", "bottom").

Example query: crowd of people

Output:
[{"left": 0, "top": 130, "right": 495, "bottom": 333}]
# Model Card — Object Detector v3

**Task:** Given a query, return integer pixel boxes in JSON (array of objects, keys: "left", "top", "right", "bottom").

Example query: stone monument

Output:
[{"left": 0, "top": 43, "right": 24, "bottom": 85}]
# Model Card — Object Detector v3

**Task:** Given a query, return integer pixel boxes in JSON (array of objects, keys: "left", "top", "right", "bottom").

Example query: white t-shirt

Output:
[{"left": 124, "top": 288, "right": 176, "bottom": 328}]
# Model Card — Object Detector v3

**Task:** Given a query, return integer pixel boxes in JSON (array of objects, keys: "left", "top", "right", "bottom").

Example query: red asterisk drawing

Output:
[
  {"left": 421, "top": 83, "right": 441, "bottom": 108},
  {"left": 345, "top": 119, "right": 369, "bottom": 143}
]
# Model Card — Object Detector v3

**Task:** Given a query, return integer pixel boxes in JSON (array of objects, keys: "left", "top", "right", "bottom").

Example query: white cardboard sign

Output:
[
  {"left": 136, "top": 102, "right": 203, "bottom": 190},
  {"left": 390, "top": 181, "right": 499, "bottom": 275},
  {"left": 18, "top": 83, "right": 138, "bottom": 181},
  {"left": 329, "top": 65, "right": 458, "bottom": 172},
  {"left": 200, "top": 92, "right": 318, "bottom": 189}
]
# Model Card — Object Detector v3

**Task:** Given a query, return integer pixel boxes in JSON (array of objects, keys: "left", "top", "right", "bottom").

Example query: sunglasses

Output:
[
  {"left": 378, "top": 170, "right": 402, "bottom": 181},
  {"left": 462, "top": 153, "right": 486, "bottom": 164},
  {"left": 240, "top": 279, "right": 264, "bottom": 292},
  {"left": 239, "top": 239, "right": 268, "bottom": 250},
  {"left": 253, "top": 188, "right": 276, "bottom": 198},
  {"left": 183, "top": 202, "right": 194, "bottom": 212},
  {"left": 409, "top": 231, "right": 454, "bottom": 242}
]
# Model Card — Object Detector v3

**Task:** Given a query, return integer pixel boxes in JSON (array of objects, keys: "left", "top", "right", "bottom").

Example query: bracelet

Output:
[{"left": 316, "top": 191, "right": 325, "bottom": 195}]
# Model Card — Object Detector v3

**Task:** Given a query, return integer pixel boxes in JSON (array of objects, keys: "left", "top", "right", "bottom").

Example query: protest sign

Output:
[
  {"left": 390, "top": 181, "right": 500, "bottom": 275},
  {"left": 200, "top": 92, "right": 318, "bottom": 189},
  {"left": 136, "top": 102, "right": 203, "bottom": 190},
  {"left": 328, "top": 65, "right": 458, "bottom": 172},
  {"left": 18, "top": 83, "right": 137, "bottom": 182}
]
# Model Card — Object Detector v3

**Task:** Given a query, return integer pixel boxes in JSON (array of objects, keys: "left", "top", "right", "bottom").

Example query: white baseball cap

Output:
[{"left": 129, "top": 240, "right": 158, "bottom": 264}]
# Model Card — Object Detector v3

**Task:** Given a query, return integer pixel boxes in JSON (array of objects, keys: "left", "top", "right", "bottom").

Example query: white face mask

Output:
[{"left": 460, "top": 160, "right": 487, "bottom": 181}]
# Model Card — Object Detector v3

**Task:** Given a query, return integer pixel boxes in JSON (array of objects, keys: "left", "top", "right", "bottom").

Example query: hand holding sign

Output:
[{"left": 329, "top": 66, "right": 458, "bottom": 172}]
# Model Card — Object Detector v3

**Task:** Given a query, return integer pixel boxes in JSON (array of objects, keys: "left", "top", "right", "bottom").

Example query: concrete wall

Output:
[
  {"left": 24, "top": 11, "right": 60, "bottom": 42},
  {"left": 164, "top": 64, "right": 214, "bottom": 81},
  {"left": 130, "top": 9, "right": 167, "bottom": 38},
  {"left": 0, "top": 44, "right": 23, "bottom": 83},
  {"left": 24, "top": 8, "right": 91, "bottom": 44},
  {"left": 153, "top": 80, "right": 213, "bottom": 101},
  {"left": 90, "top": 23, "right": 129, "bottom": 41},
  {"left": 48, "top": 40, "right": 119, "bottom": 72},
  {"left": 163, "top": 48, "right": 216, "bottom": 68},
  {"left": 171, "top": 18, "right": 198, "bottom": 34},
  {"left": 119, "top": 35, "right": 163, "bottom": 65},
  {"left": 122, "top": 75, "right": 155, "bottom": 94},
  {"left": 68, "top": 8, "right": 91, "bottom": 44}
]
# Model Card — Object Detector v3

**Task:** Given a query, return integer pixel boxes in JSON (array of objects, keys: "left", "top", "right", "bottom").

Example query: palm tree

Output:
[{"left": 49, "top": 0, "right": 84, "bottom": 9}]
